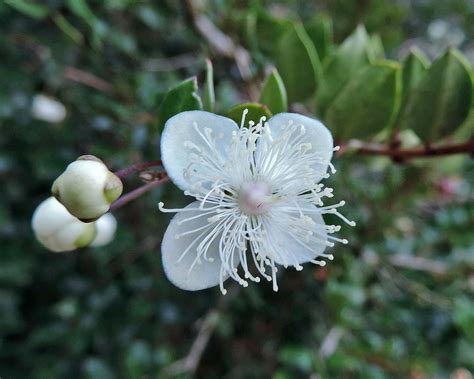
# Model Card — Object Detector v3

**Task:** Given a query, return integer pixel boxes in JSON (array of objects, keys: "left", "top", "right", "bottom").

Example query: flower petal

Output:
[
  {"left": 265, "top": 113, "right": 334, "bottom": 184},
  {"left": 161, "top": 201, "right": 232, "bottom": 291},
  {"left": 265, "top": 200, "right": 329, "bottom": 266},
  {"left": 160, "top": 111, "right": 239, "bottom": 192}
]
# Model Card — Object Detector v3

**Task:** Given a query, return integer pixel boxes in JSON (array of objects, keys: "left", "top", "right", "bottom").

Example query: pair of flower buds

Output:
[{"left": 32, "top": 155, "right": 122, "bottom": 252}]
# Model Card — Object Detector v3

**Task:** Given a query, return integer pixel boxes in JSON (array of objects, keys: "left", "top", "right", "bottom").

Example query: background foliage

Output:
[{"left": 1, "top": 0, "right": 473, "bottom": 378}]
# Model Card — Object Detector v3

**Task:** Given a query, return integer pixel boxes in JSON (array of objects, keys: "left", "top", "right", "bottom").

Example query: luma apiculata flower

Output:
[{"left": 159, "top": 110, "right": 355, "bottom": 294}]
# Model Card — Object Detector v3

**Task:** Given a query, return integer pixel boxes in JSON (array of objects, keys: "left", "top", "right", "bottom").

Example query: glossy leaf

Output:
[
  {"left": 326, "top": 61, "right": 402, "bottom": 140},
  {"left": 203, "top": 59, "right": 215, "bottom": 112},
  {"left": 158, "top": 77, "right": 202, "bottom": 130},
  {"left": 368, "top": 34, "right": 385, "bottom": 60},
  {"left": 393, "top": 48, "right": 429, "bottom": 128},
  {"left": 401, "top": 48, "right": 430, "bottom": 99},
  {"left": 398, "top": 49, "right": 472, "bottom": 142},
  {"left": 227, "top": 103, "right": 272, "bottom": 125},
  {"left": 275, "top": 23, "right": 321, "bottom": 103},
  {"left": 260, "top": 68, "right": 288, "bottom": 113},
  {"left": 4, "top": 0, "right": 48, "bottom": 19},
  {"left": 253, "top": 11, "right": 293, "bottom": 55},
  {"left": 305, "top": 14, "right": 333, "bottom": 62},
  {"left": 316, "top": 25, "right": 372, "bottom": 117}
]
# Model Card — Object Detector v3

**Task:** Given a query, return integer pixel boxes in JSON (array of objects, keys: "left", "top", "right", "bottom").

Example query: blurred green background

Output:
[{"left": 1, "top": 0, "right": 473, "bottom": 378}]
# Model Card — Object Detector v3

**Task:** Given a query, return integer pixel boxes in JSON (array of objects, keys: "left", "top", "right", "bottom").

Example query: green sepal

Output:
[{"left": 227, "top": 103, "right": 272, "bottom": 126}]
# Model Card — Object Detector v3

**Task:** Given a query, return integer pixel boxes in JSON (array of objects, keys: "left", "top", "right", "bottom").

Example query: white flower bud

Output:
[
  {"left": 31, "top": 94, "right": 67, "bottom": 123},
  {"left": 52, "top": 155, "right": 123, "bottom": 222},
  {"left": 90, "top": 213, "right": 117, "bottom": 247},
  {"left": 32, "top": 197, "right": 96, "bottom": 252}
]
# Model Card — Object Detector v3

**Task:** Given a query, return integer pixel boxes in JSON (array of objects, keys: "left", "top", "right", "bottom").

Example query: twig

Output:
[
  {"left": 109, "top": 176, "right": 169, "bottom": 212},
  {"left": 114, "top": 160, "right": 163, "bottom": 179},
  {"left": 342, "top": 139, "right": 474, "bottom": 159},
  {"left": 185, "top": 0, "right": 259, "bottom": 100},
  {"left": 319, "top": 327, "right": 344, "bottom": 358},
  {"left": 363, "top": 250, "right": 450, "bottom": 276},
  {"left": 63, "top": 66, "right": 116, "bottom": 95},
  {"left": 165, "top": 285, "right": 240, "bottom": 376}
]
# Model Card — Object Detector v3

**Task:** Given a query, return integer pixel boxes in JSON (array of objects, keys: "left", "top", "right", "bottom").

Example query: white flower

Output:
[
  {"left": 90, "top": 213, "right": 117, "bottom": 247},
  {"left": 31, "top": 94, "right": 67, "bottom": 123},
  {"left": 159, "top": 110, "right": 355, "bottom": 294},
  {"left": 52, "top": 155, "right": 123, "bottom": 221},
  {"left": 32, "top": 197, "right": 97, "bottom": 252}
]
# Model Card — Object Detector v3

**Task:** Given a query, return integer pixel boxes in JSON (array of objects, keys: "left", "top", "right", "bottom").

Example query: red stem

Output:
[
  {"left": 114, "top": 160, "right": 162, "bottom": 179},
  {"left": 109, "top": 176, "right": 170, "bottom": 212}
]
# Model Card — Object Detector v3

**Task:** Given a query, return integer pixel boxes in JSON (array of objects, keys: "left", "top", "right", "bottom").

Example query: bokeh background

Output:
[{"left": 1, "top": 0, "right": 474, "bottom": 378}]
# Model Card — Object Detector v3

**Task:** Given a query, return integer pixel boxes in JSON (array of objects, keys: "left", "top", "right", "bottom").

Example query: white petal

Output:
[
  {"left": 161, "top": 201, "right": 230, "bottom": 291},
  {"left": 266, "top": 113, "right": 333, "bottom": 183},
  {"left": 160, "top": 111, "right": 239, "bottom": 192},
  {"left": 90, "top": 213, "right": 117, "bottom": 247},
  {"left": 266, "top": 201, "right": 329, "bottom": 266},
  {"left": 31, "top": 197, "right": 96, "bottom": 252}
]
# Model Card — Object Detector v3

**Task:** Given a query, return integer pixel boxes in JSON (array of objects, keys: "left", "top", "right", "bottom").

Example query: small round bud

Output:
[
  {"left": 90, "top": 213, "right": 117, "bottom": 247},
  {"left": 32, "top": 197, "right": 96, "bottom": 252},
  {"left": 51, "top": 156, "right": 123, "bottom": 221},
  {"left": 31, "top": 94, "right": 67, "bottom": 123}
]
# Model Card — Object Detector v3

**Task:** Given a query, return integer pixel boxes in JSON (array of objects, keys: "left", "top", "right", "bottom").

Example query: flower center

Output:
[{"left": 239, "top": 181, "right": 272, "bottom": 215}]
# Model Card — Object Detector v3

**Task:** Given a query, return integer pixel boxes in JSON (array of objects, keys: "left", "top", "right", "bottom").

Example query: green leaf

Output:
[
  {"left": 454, "top": 297, "right": 474, "bottom": 341},
  {"left": 275, "top": 23, "right": 321, "bottom": 103},
  {"left": 66, "top": 0, "right": 107, "bottom": 49},
  {"left": 53, "top": 14, "right": 84, "bottom": 44},
  {"left": 253, "top": 11, "right": 293, "bottom": 55},
  {"left": 326, "top": 61, "right": 402, "bottom": 140},
  {"left": 203, "top": 59, "right": 215, "bottom": 112},
  {"left": 368, "top": 34, "right": 385, "bottom": 60},
  {"left": 66, "top": 0, "right": 96, "bottom": 24},
  {"left": 304, "top": 14, "right": 333, "bottom": 63},
  {"left": 158, "top": 77, "right": 202, "bottom": 130},
  {"left": 227, "top": 103, "right": 272, "bottom": 126},
  {"left": 393, "top": 48, "right": 429, "bottom": 128},
  {"left": 4, "top": 0, "right": 48, "bottom": 19},
  {"left": 401, "top": 48, "right": 430, "bottom": 99},
  {"left": 260, "top": 68, "right": 288, "bottom": 114},
  {"left": 316, "top": 25, "right": 372, "bottom": 117},
  {"left": 398, "top": 49, "right": 472, "bottom": 142}
]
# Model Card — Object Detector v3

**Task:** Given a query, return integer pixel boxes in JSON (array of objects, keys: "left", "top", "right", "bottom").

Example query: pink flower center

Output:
[{"left": 239, "top": 181, "right": 272, "bottom": 215}]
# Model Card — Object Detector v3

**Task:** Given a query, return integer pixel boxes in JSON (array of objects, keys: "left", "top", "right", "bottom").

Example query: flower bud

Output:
[
  {"left": 51, "top": 155, "right": 123, "bottom": 222},
  {"left": 31, "top": 94, "right": 67, "bottom": 123},
  {"left": 90, "top": 213, "right": 117, "bottom": 247},
  {"left": 32, "top": 197, "right": 96, "bottom": 252}
]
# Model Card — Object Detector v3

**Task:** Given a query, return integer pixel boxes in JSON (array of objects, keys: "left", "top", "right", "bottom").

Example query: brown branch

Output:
[
  {"left": 344, "top": 139, "right": 474, "bottom": 159},
  {"left": 364, "top": 250, "right": 450, "bottom": 276},
  {"left": 185, "top": 0, "right": 259, "bottom": 101},
  {"left": 164, "top": 285, "right": 240, "bottom": 376},
  {"left": 63, "top": 66, "right": 116, "bottom": 95}
]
